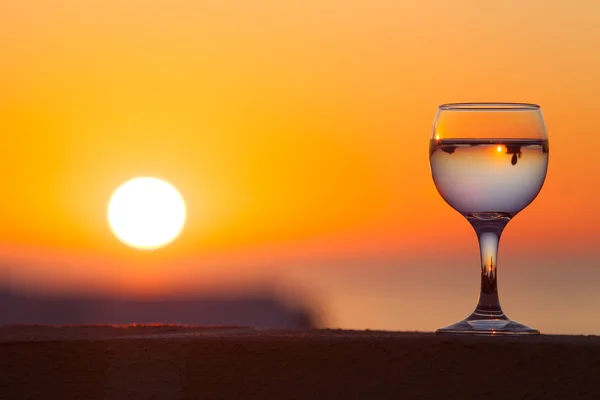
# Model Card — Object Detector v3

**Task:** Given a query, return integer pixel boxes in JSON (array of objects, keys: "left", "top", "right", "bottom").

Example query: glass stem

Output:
[{"left": 469, "top": 218, "right": 509, "bottom": 318}]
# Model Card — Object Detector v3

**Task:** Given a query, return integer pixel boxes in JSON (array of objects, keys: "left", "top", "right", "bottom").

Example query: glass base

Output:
[{"left": 436, "top": 313, "right": 539, "bottom": 336}]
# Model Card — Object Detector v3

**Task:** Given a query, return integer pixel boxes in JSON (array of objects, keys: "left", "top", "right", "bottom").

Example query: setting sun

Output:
[{"left": 107, "top": 177, "right": 186, "bottom": 250}]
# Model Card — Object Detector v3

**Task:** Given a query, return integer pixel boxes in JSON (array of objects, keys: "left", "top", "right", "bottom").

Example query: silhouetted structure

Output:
[{"left": 481, "top": 256, "right": 497, "bottom": 294}]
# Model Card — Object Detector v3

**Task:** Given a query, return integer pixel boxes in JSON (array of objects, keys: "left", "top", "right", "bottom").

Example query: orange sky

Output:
[{"left": 1, "top": 1, "right": 600, "bottom": 333}]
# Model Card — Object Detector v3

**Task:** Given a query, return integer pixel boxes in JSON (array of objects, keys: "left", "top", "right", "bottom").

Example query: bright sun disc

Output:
[{"left": 108, "top": 177, "right": 186, "bottom": 250}]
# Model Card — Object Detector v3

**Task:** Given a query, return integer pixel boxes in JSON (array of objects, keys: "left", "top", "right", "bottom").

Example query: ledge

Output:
[{"left": 1, "top": 325, "right": 598, "bottom": 399}]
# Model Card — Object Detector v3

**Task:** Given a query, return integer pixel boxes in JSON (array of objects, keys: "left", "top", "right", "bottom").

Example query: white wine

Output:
[
  {"left": 430, "top": 139, "right": 549, "bottom": 218},
  {"left": 430, "top": 103, "right": 548, "bottom": 335}
]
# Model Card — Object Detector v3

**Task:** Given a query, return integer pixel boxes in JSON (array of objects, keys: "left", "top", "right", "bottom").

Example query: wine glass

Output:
[{"left": 429, "top": 103, "right": 549, "bottom": 335}]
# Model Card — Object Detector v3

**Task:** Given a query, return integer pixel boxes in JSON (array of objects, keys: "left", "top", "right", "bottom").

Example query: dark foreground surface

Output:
[{"left": 1, "top": 325, "right": 599, "bottom": 400}]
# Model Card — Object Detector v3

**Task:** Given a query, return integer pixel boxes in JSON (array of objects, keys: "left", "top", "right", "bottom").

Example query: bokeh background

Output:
[{"left": 1, "top": 0, "right": 599, "bottom": 333}]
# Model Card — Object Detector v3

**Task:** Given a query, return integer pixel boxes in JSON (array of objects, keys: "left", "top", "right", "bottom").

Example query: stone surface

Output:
[{"left": 1, "top": 325, "right": 599, "bottom": 399}]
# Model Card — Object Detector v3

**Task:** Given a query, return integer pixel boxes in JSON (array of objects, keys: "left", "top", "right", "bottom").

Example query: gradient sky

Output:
[{"left": 1, "top": 0, "right": 600, "bottom": 334}]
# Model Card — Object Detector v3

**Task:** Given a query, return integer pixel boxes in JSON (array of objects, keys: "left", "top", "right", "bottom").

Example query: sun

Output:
[{"left": 107, "top": 177, "right": 186, "bottom": 250}]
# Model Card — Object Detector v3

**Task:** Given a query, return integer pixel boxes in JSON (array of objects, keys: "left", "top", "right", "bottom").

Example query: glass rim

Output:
[{"left": 439, "top": 102, "right": 540, "bottom": 111}]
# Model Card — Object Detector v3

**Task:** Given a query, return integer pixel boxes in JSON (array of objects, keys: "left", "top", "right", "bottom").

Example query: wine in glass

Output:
[{"left": 429, "top": 103, "right": 549, "bottom": 335}]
